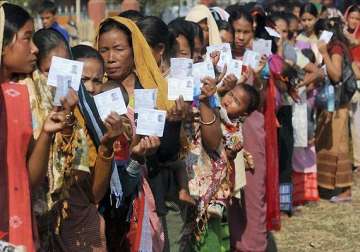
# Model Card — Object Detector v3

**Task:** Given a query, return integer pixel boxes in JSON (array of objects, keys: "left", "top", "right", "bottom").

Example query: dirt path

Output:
[{"left": 271, "top": 173, "right": 360, "bottom": 252}]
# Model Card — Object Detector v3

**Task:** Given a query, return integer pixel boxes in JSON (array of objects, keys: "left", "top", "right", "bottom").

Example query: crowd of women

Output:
[{"left": 0, "top": 0, "right": 359, "bottom": 251}]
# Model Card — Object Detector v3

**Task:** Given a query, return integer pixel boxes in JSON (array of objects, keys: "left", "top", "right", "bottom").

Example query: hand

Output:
[
  {"left": 199, "top": 77, "right": 217, "bottom": 101},
  {"left": 101, "top": 112, "right": 132, "bottom": 150},
  {"left": 59, "top": 88, "right": 79, "bottom": 113},
  {"left": 238, "top": 70, "right": 249, "bottom": 85},
  {"left": 218, "top": 74, "right": 238, "bottom": 95},
  {"left": 210, "top": 51, "right": 220, "bottom": 67},
  {"left": 130, "top": 136, "right": 160, "bottom": 162},
  {"left": 167, "top": 96, "right": 190, "bottom": 122},
  {"left": 317, "top": 41, "right": 328, "bottom": 55},
  {"left": 225, "top": 143, "right": 243, "bottom": 160},
  {"left": 42, "top": 110, "right": 67, "bottom": 134}
]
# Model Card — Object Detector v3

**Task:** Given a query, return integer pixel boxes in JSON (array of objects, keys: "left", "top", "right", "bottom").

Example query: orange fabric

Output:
[{"left": 292, "top": 171, "right": 320, "bottom": 206}]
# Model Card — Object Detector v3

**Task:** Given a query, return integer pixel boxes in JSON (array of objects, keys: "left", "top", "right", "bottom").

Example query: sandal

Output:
[{"left": 329, "top": 195, "right": 352, "bottom": 203}]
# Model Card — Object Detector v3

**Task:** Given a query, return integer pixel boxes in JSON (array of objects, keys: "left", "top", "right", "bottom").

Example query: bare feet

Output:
[{"left": 179, "top": 189, "right": 196, "bottom": 205}]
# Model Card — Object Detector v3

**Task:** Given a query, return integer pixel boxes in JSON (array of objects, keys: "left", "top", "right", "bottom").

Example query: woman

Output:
[
  {"left": 296, "top": 3, "right": 322, "bottom": 64},
  {"left": 168, "top": 18, "right": 195, "bottom": 60},
  {"left": 344, "top": 4, "right": 360, "bottom": 173},
  {"left": 29, "top": 28, "right": 130, "bottom": 251},
  {"left": 297, "top": 3, "right": 319, "bottom": 44},
  {"left": 316, "top": 18, "right": 353, "bottom": 203},
  {"left": 0, "top": 3, "right": 68, "bottom": 251},
  {"left": 96, "top": 16, "right": 172, "bottom": 251},
  {"left": 186, "top": 4, "right": 222, "bottom": 46},
  {"left": 189, "top": 21, "right": 205, "bottom": 63},
  {"left": 25, "top": 28, "right": 69, "bottom": 138},
  {"left": 227, "top": 8, "right": 268, "bottom": 252}
]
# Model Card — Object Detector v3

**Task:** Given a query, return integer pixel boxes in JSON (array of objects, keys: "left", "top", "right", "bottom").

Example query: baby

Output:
[{"left": 207, "top": 84, "right": 260, "bottom": 218}]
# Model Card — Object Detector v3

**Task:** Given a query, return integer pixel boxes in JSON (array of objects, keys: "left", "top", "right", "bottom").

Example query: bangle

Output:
[
  {"left": 98, "top": 145, "right": 114, "bottom": 160},
  {"left": 65, "top": 112, "right": 76, "bottom": 127},
  {"left": 199, "top": 114, "right": 216, "bottom": 125},
  {"left": 126, "top": 159, "right": 142, "bottom": 175}
]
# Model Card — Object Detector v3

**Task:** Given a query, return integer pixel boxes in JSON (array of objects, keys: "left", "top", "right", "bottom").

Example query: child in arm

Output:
[{"left": 207, "top": 84, "right": 260, "bottom": 218}]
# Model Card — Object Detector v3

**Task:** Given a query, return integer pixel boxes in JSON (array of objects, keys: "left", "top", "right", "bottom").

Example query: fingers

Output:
[
  {"left": 217, "top": 64, "right": 227, "bottom": 82},
  {"left": 60, "top": 88, "right": 79, "bottom": 112}
]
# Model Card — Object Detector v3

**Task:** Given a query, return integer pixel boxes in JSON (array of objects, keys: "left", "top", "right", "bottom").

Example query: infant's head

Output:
[{"left": 221, "top": 84, "right": 260, "bottom": 119}]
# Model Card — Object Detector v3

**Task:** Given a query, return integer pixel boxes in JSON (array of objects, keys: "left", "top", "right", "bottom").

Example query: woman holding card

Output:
[
  {"left": 22, "top": 27, "right": 131, "bottom": 251},
  {"left": 315, "top": 19, "right": 354, "bottom": 203},
  {"left": 0, "top": 3, "right": 70, "bottom": 251},
  {"left": 226, "top": 7, "right": 277, "bottom": 251},
  {"left": 96, "top": 16, "right": 175, "bottom": 251}
]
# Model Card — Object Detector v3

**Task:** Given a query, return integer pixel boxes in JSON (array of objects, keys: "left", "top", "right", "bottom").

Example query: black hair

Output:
[
  {"left": 99, "top": 19, "right": 132, "bottom": 47},
  {"left": 72, "top": 45, "right": 105, "bottom": 72},
  {"left": 3, "top": 3, "right": 32, "bottom": 48},
  {"left": 39, "top": 0, "right": 57, "bottom": 15},
  {"left": 137, "top": 16, "right": 174, "bottom": 62},
  {"left": 284, "top": 12, "right": 299, "bottom": 23},
  {"left": 284, "top": 12, "right": 299, "bottom": 40},
  {"left": 217, "top": 20, "right": 232, "bottom": 33},
  {"left": 291, "top": 0, "right": 303, "bottom": 10},
  {"left": 301, "top": 48, "right": 316, "bottom": 64},
  {"left": 225, "top": 4, "right": 242, "bottom": 17},
  {"left": 346, "top": 4, "right": 360, "bottom": 15},
  {"left": 33, "top": 28, "right": 70, "bottom": 65},
  {"left": 189, "top": 21, "right": 204, "bottom": 45},
  {"left": 168, "top": 18, "right": 195, "bottom": 57},
  {"left": 315, "top": 17, "right": 349, "bottom": 46},
  {"left": 270, "top": 12, "right": 289, "bottom": 26},
  {"left": 228, "top": 7, "right": 254, "bottom": 28},
  {"left": 118, "top": 10, "right": 144, "bottom": 23},
  {"left": 300, "top": 3, "right": 319, "bottom": 18},
  {"left": 239, "top": 84, "right": 260, "bottom": 114}
]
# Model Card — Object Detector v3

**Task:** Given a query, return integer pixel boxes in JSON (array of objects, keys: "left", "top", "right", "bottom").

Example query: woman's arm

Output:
[
  {"left": 199, "top": 77, "right": 222, "bottom": 152},
  {"left": 28, "top": 111, "right": 67, "bottom": 187},
  {"left": 318, "top": 41, "right": 343, "bottom": 83},
  {"left": 302, "top": 62, "right": 324, "bottom": 86}
]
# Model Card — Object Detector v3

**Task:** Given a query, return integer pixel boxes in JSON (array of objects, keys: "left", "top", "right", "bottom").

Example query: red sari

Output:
[
  {"left": 263, "top": 76, "right": 281, "bottom": 231},
  {"left": 0, "top": 83, "right": 35, "bottom": 251}
]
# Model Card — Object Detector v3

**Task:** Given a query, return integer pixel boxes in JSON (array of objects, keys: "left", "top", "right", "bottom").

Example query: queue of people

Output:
[{"left": 0, "top": 0, "right": 359, "bottom": 251}]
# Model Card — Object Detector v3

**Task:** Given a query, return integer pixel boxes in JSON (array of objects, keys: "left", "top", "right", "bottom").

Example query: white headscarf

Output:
[{"left": 185, "top": 4, "right": 222, "bottom": 46}]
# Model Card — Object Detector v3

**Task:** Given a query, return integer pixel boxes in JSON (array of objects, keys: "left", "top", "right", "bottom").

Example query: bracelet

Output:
[
  {"left": 126, "top": 159, "right": 142, "bottom": 176},
  {"left": 98, "top": 145, "right": 114, "bottom": 160},
  {"left": 65, "top": 112, "right": 76, "bottom": 127},
  {"left": 199, "top": 114, "right": 216, "bottom": 125}
]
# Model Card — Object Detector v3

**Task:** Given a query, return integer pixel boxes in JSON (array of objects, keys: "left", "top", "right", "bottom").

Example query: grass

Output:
[{"left": 271, "top": 172, "right": 360, "bottom": 252}]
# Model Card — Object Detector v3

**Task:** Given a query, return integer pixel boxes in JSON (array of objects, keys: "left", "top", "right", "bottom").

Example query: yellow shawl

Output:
[
  {"left": 185, "top": 4, "right": 222, "bottom": 46},
  {"left": 95, "top": 16, "right": 173, "bottom": 111}
]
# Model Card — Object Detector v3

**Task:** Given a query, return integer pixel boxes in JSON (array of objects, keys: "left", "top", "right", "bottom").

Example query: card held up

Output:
[
  {"left": 136, "top": 108, "right": 167, "bottom": 137},
  {"left": 206, "top": 43, "right": 232, "bottom": 72},
  {"left": 94, "top": 88, "right": 128, "bottom": 121},
  {"left": 170, "top": 58, "right": 193, "bottom": 78},
  {"left": 319, "top": 30, "right": 333, "bottom": 43},
  {"left": 168, "top": 77, "right": 194, "bottom": 101},
  {"left": 47, "top": 56, "right": 84, "bottom": 91},
  {"left": 227, "top": 59, "right": 243, "bottom": 79},
  {"left": 253, "top": 39, "right": 272, "bottom": 57},
  {"left": 192, "top": 61, "right": 215, "bottom": 80},
  {"left": 134, "top": 89, "right": 157, "bottom": 112},
  {"left": 243, "top": 49, "right": 261, "bottom": 69}
]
